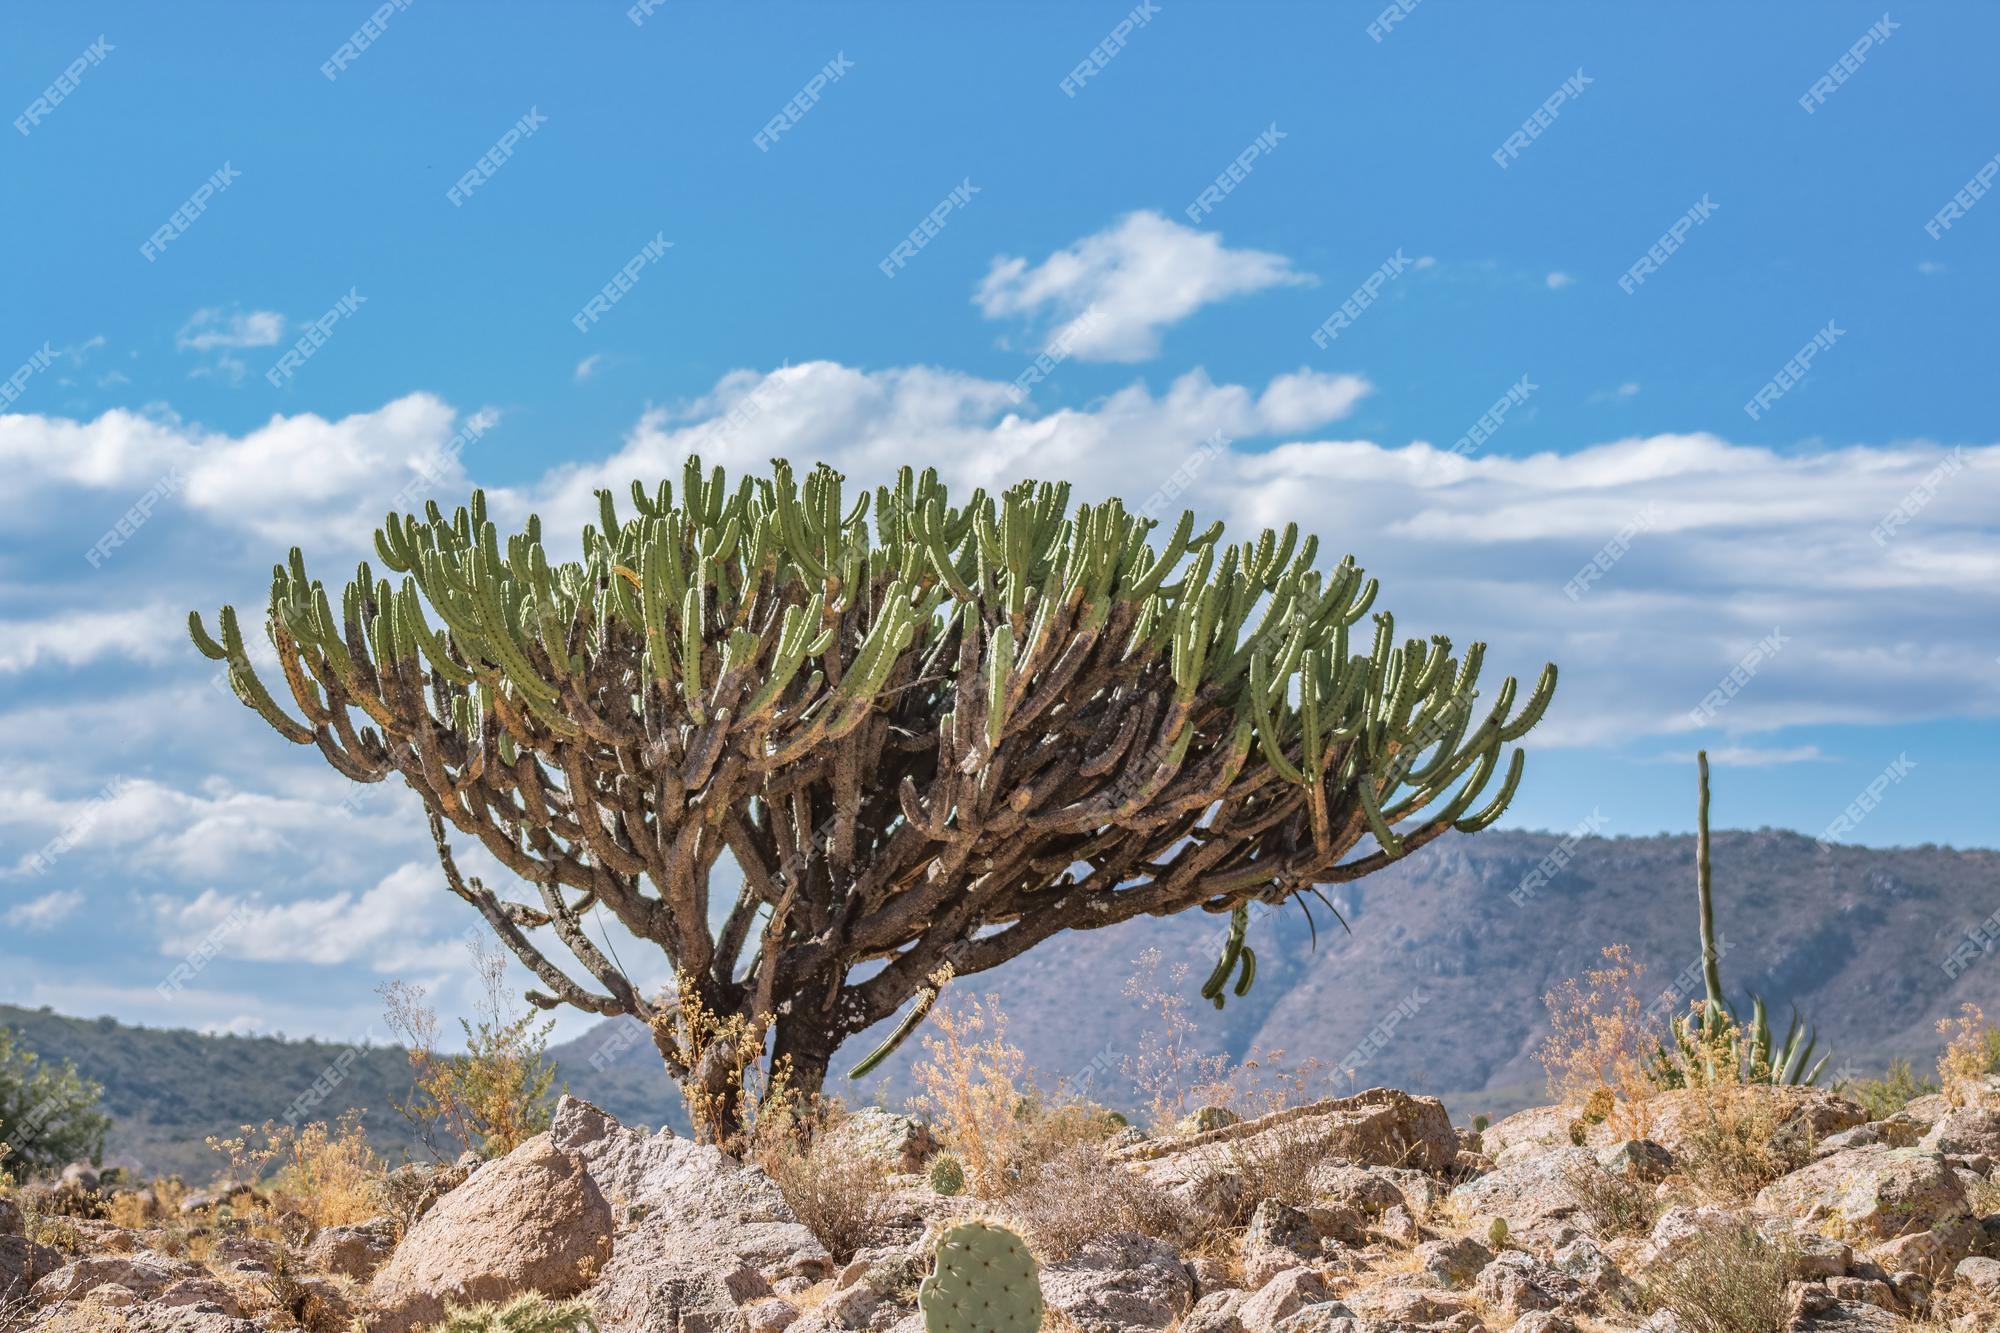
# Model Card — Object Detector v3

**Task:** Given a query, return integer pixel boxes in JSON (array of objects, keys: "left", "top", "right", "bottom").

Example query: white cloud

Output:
[
  {"left": 1414, "top": 255, "right": 1437, "bottom": 270},
  {"left": 975, "top": 211, "right": 1314, "bottom": 362},
  {"left": 0, "top": 393, "right": 485, "bottom": 547},
  {"left": 1918, "top": 261, "right": 1946, "bottom": 276},
  {"left": 1656, "top": 746, "right": 1829, "bottom": 767},
  {"left": 575, "top": 353, "right": 606, "bottom": 382},
  {"left": 1255, "top": 370, "right": 1372, "bottom": 434},
  {"left": 177, "top": 309, "right": 285, "bottom": 352},
  {"left": 155, "top": 862, "right": 471, "bottom": 972},
  {"left": 0, "top": 606, "right": 181, "bottom": 674},
  {"left": 4, "top": 888, "right": 83, "bottom": 930},
  {"left": 1546, "top": 272, "right": 1576, "bottom": 289}
]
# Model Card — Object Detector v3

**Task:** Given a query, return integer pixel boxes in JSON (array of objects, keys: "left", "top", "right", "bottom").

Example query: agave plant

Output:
[{"left": 1649, "top": 751, "right": 1829, "bottom": 1088}]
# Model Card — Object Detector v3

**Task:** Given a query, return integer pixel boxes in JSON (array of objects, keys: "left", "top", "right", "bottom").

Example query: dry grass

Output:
[
  {"left": 755, "top": 1107, "right": 896, "bottom": 1263},
  {"left": 380, "top": 941, "right": 559, "bottom": 1160},
  {"left": 1121, "top": 950, "right": 1324, "bottom": 1129},
  {"left": 206, "top": 1110, "right": 384, "bottom": 1230},
  {"left": 1536, "top": 944, "right": 1662, "bottom": 1141},
  {"left": 1848, "top": 1056, "right": 1939, "bottom": 1119},
  {"left": 911, "top": 994, "right": 1032, "bottom": 1195},
  {"left": 1635, "top": 1218, "right": 1795, "bottom": 1333},
  {"left": 1937, "top": 1003, "right": 2000, "bottom": 1107},
  {"left": 1004, "top": 1143, "right": 1196, "bottom": 1261},
  {"left": 1560, "top": 1158, "right": 1661, "bottom": 1238},
  {"left": 1673, "top": 1084, "right": 1811, "bottom": 1203}
]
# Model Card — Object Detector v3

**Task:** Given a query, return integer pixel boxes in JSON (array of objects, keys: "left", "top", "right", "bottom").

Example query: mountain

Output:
[
  {"left": 554, "top": 828, "right": 2000, "bottom": 1125},
  {"left": 8, "top": 829, "right": 1998, "bottom": 1175}
]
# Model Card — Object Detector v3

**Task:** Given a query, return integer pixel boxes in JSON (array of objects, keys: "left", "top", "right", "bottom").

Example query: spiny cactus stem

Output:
[{"left": 1695, "top": 750, "right": 1725, "bottom": 1030}]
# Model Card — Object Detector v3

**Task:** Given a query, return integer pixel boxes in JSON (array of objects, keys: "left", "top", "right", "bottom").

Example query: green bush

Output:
[{"left": 0, "top": 1026, "right": 111, "bottom": 1176}]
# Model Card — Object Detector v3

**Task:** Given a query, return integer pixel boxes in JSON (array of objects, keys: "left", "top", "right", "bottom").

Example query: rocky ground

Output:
[{"left": 7, "top": 1079, "right": 2000, "bottom": 1333}]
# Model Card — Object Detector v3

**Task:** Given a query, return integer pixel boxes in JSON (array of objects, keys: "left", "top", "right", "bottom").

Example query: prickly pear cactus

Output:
[{"left": 920, "top": 1220, "right": 1043, "bottom": 1333}]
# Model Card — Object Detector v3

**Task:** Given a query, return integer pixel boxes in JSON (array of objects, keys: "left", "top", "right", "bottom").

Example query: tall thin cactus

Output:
[{"left": 1654, "top": 750, "right": 1828, "bottom": 1087}]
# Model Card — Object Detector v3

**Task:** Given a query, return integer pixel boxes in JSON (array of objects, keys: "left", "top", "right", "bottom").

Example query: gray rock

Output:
[
  {"left": 825, "top": 1108, "right": 937, "bottom": 1174},
  {"left": 1755, "top": 1146, "right": 1968, "bottom": 1241},
  {"left": 1955, "top": 1253, "right": 2000, "bottom": 1295},
  {"left": 1236, "top": 1267, "right": 1331, "bottom": 1333},
  {"left": 1, "top": 1234, "right": 64, "bottom": 1303},
  {"left": 1041, "top": 1232, "right": 1195, "bottom": 1333},
  {"left": 369, "top": 1132, "right": 614, "bottom": 1333},
  {"left": 1595, "top": 1139, "right": 1673, "bottom": 1183},
  {"left": 1181, "top": 1289, "right": 1248, "bottom": 1333},
  {"left": 1242, "top": 1199, "right": 1319, "bottom": 1278},
  {"left": 1414, "top": 1235, "right": 1492, "bottom": 1289},
  {"left": 552, "top": 1094, "right": 831, "bottom": 1281},
  {"left": 304, "top": 1215, "right": 397, "bottom": 1281},
  {"left": 1269, "top": 1303, "right": 1362, "bottom": 1333}
]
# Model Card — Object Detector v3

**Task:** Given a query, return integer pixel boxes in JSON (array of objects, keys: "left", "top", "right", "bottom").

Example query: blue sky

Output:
[{"left": 3, "top": 2, "right": 1996, "bottom": 1044}]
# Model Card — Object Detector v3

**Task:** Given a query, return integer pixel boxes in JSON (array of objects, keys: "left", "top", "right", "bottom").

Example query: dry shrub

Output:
[
  {"left": 752, "top": 1101, "right": 895, "bottom": 1263},
  {"left": 1937, "top": 1003, "right": 2000, "bottom": 1107},
  {"left": 1123, "top": 950, "right": 1235, "bottom": 1130},
  {"left": 1637, "top": 1218, "right": 1794, "bottom": 1333},
  {"left": 1537, "top": 944, "right": 1661, "bottom": 1141},
  {"left": 1559, "top": 1158, "right": 1659, "bottom": 1238},
  {"left": 206, "top": 1111, "right": 383, "bottom": 1229},
  {"left": 380, "top": 941, "right": 558, "bottom": 1160},
  {"left": 1675, "top": 1085, "right": 1809, "bottom": 1204},
  {"left": 260, "top": 1244, "right": 354, "bottom": 1333},
  {"left": 1005, "top": 1143, "right": 1196, "bottom": 1261},
  {"left": 1122, "top": 950, "right": 1322, "bottom": 1128},
  {"left": 911, "top": 994, "right": 1030, "bottom": 1194}
]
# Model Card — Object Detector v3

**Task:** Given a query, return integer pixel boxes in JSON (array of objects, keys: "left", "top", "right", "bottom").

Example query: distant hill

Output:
[
  {"left": 9, "top": 830, "right": 1998, "bottom": 1175},
  {"left": 0, "top": 1005, "right": 688, "bottom": 1180}
]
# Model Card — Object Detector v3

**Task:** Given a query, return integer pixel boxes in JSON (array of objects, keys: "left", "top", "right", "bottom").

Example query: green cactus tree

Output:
[
  {"left": 921, "top": 1220, "right": 1043, "bottom": 1333},
  {"left": 190, "top": 458, "right": 1555, "bottom": 1135}
]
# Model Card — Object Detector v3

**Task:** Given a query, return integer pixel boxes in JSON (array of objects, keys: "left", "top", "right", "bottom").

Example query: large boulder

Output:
[
  {"left": 1118, "top": 1090, "right": 1457, "bottom": 1221},
  {"left": 1754, "top": 1146, "right": 1968, "bottom": 1241},
  {"left": 1449, "top": 1147, "right": 1610, "bottom": 1239},
  {"left": 1040, "top": 1231, "right": 1195, "bottom": 1333},
  {"left": 589, "top": 1249, "right": 773, "bottom": 1333},
  {"left": 1919, "top": 1106, "right": 2000, "bottom": 1159},
  {"left": 822, "top": 1108, "right": 937, "bottom": 1174},
  {"left": 368, "top": 1132, "right": 614, "bottom": 1333},
  {"left": 304, "top": 1215, "right": 397, "bottom": 1281},
  {"left": 1, "top": 1233, "right": 63, "bottom": 1304},
  {"left": 1480, "top": 1087, "right": 1865, "bottom": 1167},
  {"left": 552, "top": 1095, "right": 831, "bottom": 1281}
]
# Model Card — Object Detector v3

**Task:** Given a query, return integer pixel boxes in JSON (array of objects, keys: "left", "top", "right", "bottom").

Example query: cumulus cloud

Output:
[
  {"left": 975, "top": 211, "right": 1314, "bottom": 361},
  {"left": 0, "top": 606, "right": 181, "bottom": 674},
  {"left": 155, "top": 862, "right": 471, "bottom": 972},
  {"left": 177, "top": 309, "right": 285, "bottom": 352},
  {"left": 4, "top": 888, "right": 83, "bottom": 930}
]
